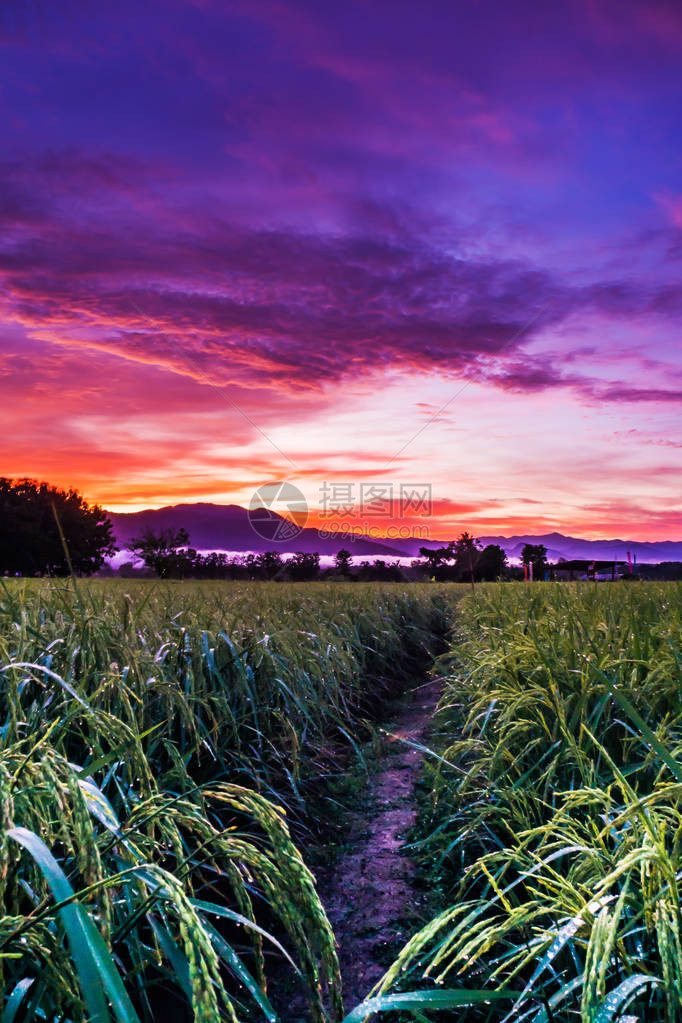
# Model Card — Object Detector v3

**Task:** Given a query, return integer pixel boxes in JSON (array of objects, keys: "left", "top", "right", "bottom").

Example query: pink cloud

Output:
[{"left": 3, "top": 0, "right": 682, "bottom": 536}]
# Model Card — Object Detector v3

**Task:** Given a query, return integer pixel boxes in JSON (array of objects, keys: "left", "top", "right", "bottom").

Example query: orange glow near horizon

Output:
[
  {"left": 2, "top": 1, "right": 682, "bottom": 543},
  {"left": 4, "top": 345, "right": 680, "bottom": 542}
]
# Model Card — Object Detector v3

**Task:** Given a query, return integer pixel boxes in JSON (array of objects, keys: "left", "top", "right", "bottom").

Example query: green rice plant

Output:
[
  {"left": 0, "top": 579, "right": 457, "bottom": 1020},
  {"left": 379, "top": 583, "right": 682, "bottom": 1022},
  {"left": 0, "top": 581, "right": 452, "bottom": 801},
  {"left": 0, "top": 736, "right": 343, "bottom": 1021}
]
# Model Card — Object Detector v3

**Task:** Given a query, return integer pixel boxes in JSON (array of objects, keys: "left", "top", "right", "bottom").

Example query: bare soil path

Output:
[{"left": 315, "top": 676, "right": 442, "bottom": 1011}]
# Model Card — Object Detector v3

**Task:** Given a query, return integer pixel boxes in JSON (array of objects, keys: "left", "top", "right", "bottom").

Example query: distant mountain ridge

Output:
[
  {"left": 473, "top": 532, "right": 682, "bottom": 565},
  {"left": 109, "top": 502, "right": 406, "bottom": 557},
  {"left": 108, "top": 503, "right": 682, "bottom": 563},
  {"left": 388, "top": 531, "right": 682, "bottom": 563}
]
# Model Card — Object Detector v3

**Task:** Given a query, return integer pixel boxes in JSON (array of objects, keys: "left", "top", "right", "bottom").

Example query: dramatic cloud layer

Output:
[{"left": 2, "top": 0, "right": 681, "bottom": 537}]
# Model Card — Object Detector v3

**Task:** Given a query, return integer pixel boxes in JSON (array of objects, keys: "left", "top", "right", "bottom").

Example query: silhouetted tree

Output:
[
  {"left": 357, "top": 558, "right": 404, "bottom": 581},
  {"left": 254, "top": 550, "right": 284, "bottom": 579},
  {"left": 0, "top": 477, "right": 116, "bottom": 576},
  {"left": 334, "top": 549, "right": 353, "bottom": 575},
  {"left": 130, "top": 528, "right": 197, "bottom": 577},
  {"left": 454, "top": 531, "right": 481, "bottom": 590},
  {"left": 197, "top": 552, "right": 231, "bottom": 578},
  {"left": 521, "top": 543, "right": 548, "bottom": 579},
  {"left": 418, "top": 545, "right": 450, "bottom": 574},
  {"left": 287, "top": 551, "right": 320, "bottom": 581},
  {"left": 475, "top": 544, "right": 507, "bottom": 581}
]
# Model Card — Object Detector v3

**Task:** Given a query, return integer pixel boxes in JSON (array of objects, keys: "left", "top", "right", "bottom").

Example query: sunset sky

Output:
[{"left": 2, "top": 0, "right": 682, "bottom": 540}]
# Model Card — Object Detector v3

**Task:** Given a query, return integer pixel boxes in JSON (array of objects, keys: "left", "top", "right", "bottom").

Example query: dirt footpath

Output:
[{"left": 316, "top": 676, "right": 442, "bottom": 1010}]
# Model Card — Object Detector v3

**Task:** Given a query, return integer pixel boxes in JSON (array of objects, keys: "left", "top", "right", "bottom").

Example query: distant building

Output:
[{"left": 551, "top": 559, "right": 629, "bottom": 581}]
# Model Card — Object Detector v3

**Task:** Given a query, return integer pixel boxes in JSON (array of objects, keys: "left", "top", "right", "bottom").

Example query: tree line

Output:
[
  {"left": 416, "top": 534, "right": 548, "bottom": 583},
  {"left": 122, "top": 531, "right": 406, "bottom": 580},
  {"left": 0, "top": 477, "right": 548, "bottom": 582},
  {"left": 112, "top": 529, "right": 548, "bottom": 582}
]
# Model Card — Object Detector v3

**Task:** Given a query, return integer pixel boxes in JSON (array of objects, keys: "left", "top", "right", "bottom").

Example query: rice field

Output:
[
  {"left": 384, "top": 582, "right": 682, "bottom": 1022},
  {"left": 0, "top": 579, "right": 454, "bottom": 1023},
  {"left": 1, "top": 579, "right": 681, "bottom": 1022}
]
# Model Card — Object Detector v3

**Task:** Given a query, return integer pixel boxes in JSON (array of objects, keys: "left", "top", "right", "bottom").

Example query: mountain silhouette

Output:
[
  {"left": 108, "top": 503, "right": 682, "bottom": 563},
  {"left": 109, "top": 503, "right": 405, "bottom": 556}
]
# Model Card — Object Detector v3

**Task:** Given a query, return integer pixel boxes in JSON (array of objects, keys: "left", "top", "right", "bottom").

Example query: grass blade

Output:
[
  {"left": 343, "top": 988, "right": 516, "bottom": 1022},
  {"left": 8, "top": 827, "right": 140, "bottom": 1023}
]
